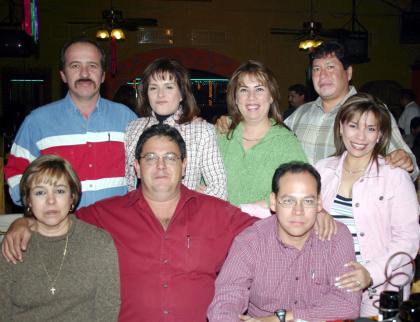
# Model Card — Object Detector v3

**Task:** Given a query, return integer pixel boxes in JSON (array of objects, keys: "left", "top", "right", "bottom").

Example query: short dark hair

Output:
[
  {"left": 135, "top": 124, "right": 187, "bottom": 161},
  {"left": 401, "top": 89, "right": 416, "bottom": 102},
  {"left": 411, "top": 117, "right": 420, "bottom": 131},
  {"left": 59, "top": 36, "right": 106, "bottom": 70},
  {"left": 311, "top": 40, "right": 350, "bottom": 70},
  {"left": 271, "top": 162, "right": 321, "bottom": 195},
  {"left": 139, "top": 58, "right": 199, "bottom": 124},
  {"left": 288, "top": 83, "right": 308, "bottom": 100},
  {"left": 20, "top": 155, "right": 82, "bottom": 216}
]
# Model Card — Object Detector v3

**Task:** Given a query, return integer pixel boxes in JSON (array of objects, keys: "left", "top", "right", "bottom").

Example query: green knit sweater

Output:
[
  {"left": 0, "top": 216, "right": 120, "bottom": 322},
  {"left": 219, "top": 121, "right": 308, "bottom": 206}
]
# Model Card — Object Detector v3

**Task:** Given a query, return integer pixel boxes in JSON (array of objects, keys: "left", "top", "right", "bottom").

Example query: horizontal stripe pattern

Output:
[
  {"left": 81, "top": 177, "right": 127, "bottom": 192},
  {"left": 38, "top": 131, "right": 125, "bottom": 150},
  {"left": 330, "top": 194, "right": 363, "bottom": 263},
  {"left": 4, "top": 94, "right": 137, "bottom": 207},
  {"left": 10, "top": 144, "right": 36, "bottom": 163}
]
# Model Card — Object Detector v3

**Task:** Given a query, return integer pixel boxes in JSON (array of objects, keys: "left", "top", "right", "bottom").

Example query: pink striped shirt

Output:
[{"left": 208, "top": 215, "right": 361, "bottom": 321}]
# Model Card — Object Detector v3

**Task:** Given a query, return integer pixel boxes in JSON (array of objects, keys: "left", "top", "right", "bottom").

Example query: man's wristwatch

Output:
[{"left": 274, "top": 309, "right": 286, "bottom": 322}]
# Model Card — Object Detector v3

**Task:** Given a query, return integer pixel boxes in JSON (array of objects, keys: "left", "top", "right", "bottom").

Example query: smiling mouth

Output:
[
  {"left": 350, "top": 142, "right": 368, "bottom": 150},
  {"left": 245, "top": 104, "right": 260, "bottom": 111}
]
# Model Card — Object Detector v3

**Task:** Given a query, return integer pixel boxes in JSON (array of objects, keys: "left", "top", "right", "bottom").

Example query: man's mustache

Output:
[{"left": 75, "top": 78, "right": 95, "bottom": 85}]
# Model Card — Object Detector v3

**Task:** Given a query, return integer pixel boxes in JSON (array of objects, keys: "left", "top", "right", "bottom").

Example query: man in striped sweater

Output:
[{"left": 4, "top": 36, "right": 137, "bottom": 208}]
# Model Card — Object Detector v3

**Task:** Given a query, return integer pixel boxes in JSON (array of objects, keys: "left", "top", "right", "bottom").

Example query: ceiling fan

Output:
[
  {"left": 270, "top": 0, "right": 365, "bottom": 49},
  {"left": 66, "top": 1, "right": 158, "bottom": 38}
]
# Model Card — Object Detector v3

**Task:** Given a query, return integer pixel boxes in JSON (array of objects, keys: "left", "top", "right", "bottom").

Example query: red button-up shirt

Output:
[{"left": 77, "top": 185, "right": 257, "bottom": 322}]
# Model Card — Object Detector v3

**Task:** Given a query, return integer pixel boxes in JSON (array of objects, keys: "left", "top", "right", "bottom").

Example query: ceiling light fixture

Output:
[
  {"left": 110, "top": 28, "right": 125, "bottom": 40},
  {"left": 96, "top": 28, "right": 125, "bottom": 40},
  {"left": 298, "top": 39, "right": 323, "bottom": 50},
  {"left": 96, "top": 29, "right": 110, "bottom": 39}
]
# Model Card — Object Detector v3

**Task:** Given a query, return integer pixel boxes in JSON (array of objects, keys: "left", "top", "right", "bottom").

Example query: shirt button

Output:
[
  {"left": 163, "top": 310, "right": 169, "bottom": 315},
  {"left": 163, "top": 283, "right": 168, "bottom": 288},
  {"left": 88, "top": 164, "right": 93, "bottom": 168},
  {"left": 355, "top": 203, "right": 360, "bottom": 207},
  {"left": 379, "top": 196, "right": 384, "bottom": 200},
  {"left": 89, "top": 184, "right": 93, "bottom": 188},
  {"left": 163, "top": 259, "right": 168, "bottom": 264},
  {"left": 295, "top": 277, "right": 299, "bottom": 280},
  {"left": 294, "top": 300, "right": 298, "bottom": 304},
  {"left": 360, "top": 232, "right": 365, "bottom": 237},
  {"left": 88, "top": 144, "right": 92, "bottom": 148}
]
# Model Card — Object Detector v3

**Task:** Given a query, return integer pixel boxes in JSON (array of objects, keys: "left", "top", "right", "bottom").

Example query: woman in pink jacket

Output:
[{"left": 315, "top": 93, "right": 420, "bottom": 317}]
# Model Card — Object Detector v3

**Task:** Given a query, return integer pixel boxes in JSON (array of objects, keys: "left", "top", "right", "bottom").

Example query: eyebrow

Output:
[{"left": 238, "top": 83, "right": 265, "bottom": 88}]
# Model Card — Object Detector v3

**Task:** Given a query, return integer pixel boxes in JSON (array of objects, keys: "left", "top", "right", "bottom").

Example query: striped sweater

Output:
[{"left": 4, "top": 93, "right": 137, "bottom": 207}]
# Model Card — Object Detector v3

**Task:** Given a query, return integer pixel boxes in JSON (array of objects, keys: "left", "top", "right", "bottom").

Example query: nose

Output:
[
  {"left": 292, "top": 200, "right": 304, "bottom": 214},
  {"left": 356, "top": 128, "right": 366, "bottom": 140},
  {"left": 157, "top": 87, "right": 164, "bottom": 98},
  {"left": 46, "top": 192, "right": 56, "bottom": 204},
  {"left": 247, "top": 89, "right": 256, "bottom": 100},
  {"left": 79, "top": 65, "right": 89, "bottom": 78},
  {"left": 156, "top": 156, "right": 167, "bottom": 169},
  {"left": 318, "top": 67, "right": 328, "bottom": 79}
]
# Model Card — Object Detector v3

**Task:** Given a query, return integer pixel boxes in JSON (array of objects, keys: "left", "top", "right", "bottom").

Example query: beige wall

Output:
[{"left": 1, "top": 0, "right": 419, "bottom": 110}]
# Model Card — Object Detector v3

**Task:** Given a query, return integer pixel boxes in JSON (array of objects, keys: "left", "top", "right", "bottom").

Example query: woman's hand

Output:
[
  {"left": 335, "top": 261, "right": 372, "bottom": 292},
  {"left": 196, "top": 184, "right": 207, "bottom": 193},
  {"left": 1, "top": 217, "right": 35, "bottom": 264},
  {"left": 215, "top": 115, "right": 231, "bottom": 134},
  {"left": 315, "top": 208, "right": 337, "bottom": 241}
]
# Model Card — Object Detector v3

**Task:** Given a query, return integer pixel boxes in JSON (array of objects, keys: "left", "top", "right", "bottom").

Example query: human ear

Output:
[
  {"left": 134, "top": 160, "right": 141, "bottom": 179},
  {"left": 269, "top": 192, "right": 277, "bottom": 213}
]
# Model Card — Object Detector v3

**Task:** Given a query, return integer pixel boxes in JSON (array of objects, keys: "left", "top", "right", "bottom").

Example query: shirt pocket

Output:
[
  {"left": 184, "top": 236, "right": 224, "bottom": 275},
  {"left": 309, "top": 274, "right": 330, "bottom": 303}
]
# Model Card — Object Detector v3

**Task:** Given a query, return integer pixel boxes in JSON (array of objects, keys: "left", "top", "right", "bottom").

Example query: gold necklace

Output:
[
  {"left": 343, "top": 165, "right": 366, "bottom": 175},
  {"left": 242, "top": 136, "right": 263, "bottom": 141},
  {"left": 37, "top": 233, "right": 69, "bottom": 295}
]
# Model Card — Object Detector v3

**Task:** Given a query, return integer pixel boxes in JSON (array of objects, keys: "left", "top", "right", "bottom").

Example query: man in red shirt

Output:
[{"left": 2, "top": 124, "right": 257, "bottom": 322}]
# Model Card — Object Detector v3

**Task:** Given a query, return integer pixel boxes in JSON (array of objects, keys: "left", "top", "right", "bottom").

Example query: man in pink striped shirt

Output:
[{"left": 208, "top": 162, "right": 361, "bottom": 322}]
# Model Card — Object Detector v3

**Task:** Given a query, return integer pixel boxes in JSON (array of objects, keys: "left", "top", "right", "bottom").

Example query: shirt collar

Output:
[
  {"left": 151, "top": 107, "right": 183, "bottom": 126},
  {"left": 325, "top": 151, "right": 385, "bottom": 178},
  {"left": 64, "top": 92, "right": 101, "bottom": 115},
  {"left": 314, "top": 86, "right": 357, "bottom": 113},
  {"left": 122, "top": 184, "right": 197, "bottom": 210},
  {"left": 274, "top": 216, "right": 316, "bottom": 250}
]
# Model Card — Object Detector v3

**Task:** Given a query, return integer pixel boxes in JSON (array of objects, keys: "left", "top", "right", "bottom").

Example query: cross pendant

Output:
[{"left": 50, "top": 287, "right": 56, "bottom": 295}]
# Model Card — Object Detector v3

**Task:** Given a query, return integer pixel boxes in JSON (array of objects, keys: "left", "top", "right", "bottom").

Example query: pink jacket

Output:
[{"left": 316, "top": 153, "right": 420, "bottom": 317}]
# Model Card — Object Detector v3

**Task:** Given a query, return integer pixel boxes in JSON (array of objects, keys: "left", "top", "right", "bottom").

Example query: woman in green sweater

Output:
[
  {"left": 220, "top": 60, "right": 307, "bottom": 211},
  {"left": 0, "top": 155, "right": 120, "bottom": 322}
]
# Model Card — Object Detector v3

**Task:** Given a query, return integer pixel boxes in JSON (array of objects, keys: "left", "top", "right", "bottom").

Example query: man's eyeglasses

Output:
[
  {"left": 140, "top": 152, "right": 181, "bottom": 166},
  {"left": 277, "top": 197, "right": 318, "bottom": 208}
]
